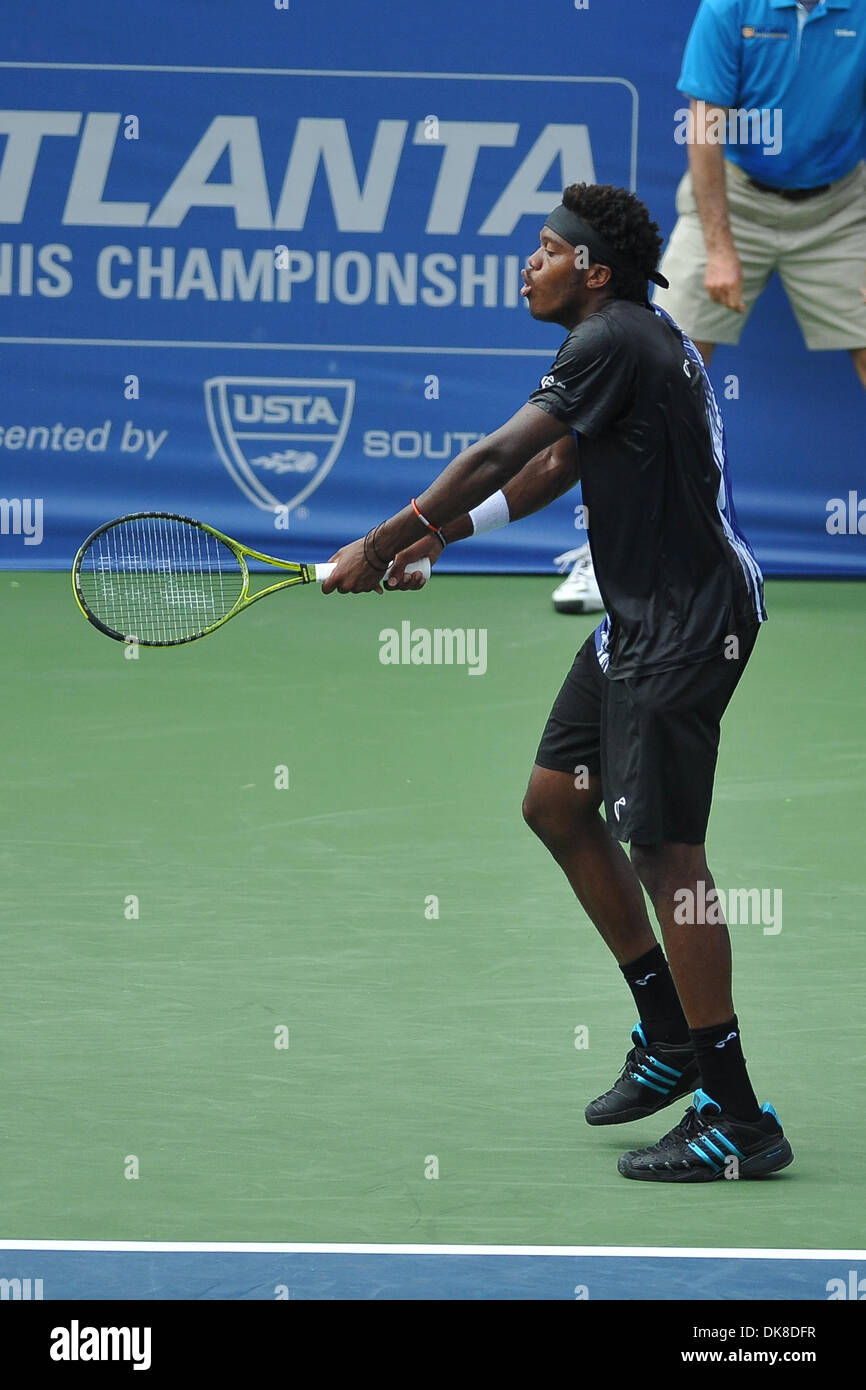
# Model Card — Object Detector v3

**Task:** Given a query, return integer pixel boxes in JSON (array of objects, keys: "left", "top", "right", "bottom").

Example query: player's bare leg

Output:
[
  {"left": 522, "top": 766, "right": 656, "bottom": 963},
  {"left": 849, "top": 346, "right": 866, "bottom": 390},
  {"left": 629, "top": 838, "right": 762, "bottom": 1120},
  {"left": 629, "top": 841, "right": 732, "bottom": 1029},
  {"left": 524, "top": 766, "right": 699, "bottom": 1125},
  {"left": 618, "top": 839, "right": 793, "bottom": 1179}
]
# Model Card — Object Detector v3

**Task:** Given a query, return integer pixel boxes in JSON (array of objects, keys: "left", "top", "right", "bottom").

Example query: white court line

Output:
[
  {"left": 0, "top": 339, "right": 552, "bottom": 356},
  {"left": 0, "top": 1241, "right": 862, "bottom": 1260}
]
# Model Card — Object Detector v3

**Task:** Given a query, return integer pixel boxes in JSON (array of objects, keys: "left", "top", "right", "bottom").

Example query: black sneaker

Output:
[
  {"left": 617, "top": 1089, "right": 794, "bottom": 1182},
  {"left": 585, "top": 1022, "right": 700, "bottom": 1126}
]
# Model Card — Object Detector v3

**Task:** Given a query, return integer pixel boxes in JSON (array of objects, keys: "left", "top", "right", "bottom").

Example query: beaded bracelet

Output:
[{"left": 410, "top": 498, "right": 446, "bottom": 550}]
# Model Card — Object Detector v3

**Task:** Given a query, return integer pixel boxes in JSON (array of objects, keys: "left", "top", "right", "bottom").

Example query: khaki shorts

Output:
[{"left": 652, "top": 159, "right": 866, "bottom": 350}]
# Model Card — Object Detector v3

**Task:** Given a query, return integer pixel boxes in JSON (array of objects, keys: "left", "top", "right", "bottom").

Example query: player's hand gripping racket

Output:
[{"left": 72, "top": 512, "right": 430, "bottom": 646}]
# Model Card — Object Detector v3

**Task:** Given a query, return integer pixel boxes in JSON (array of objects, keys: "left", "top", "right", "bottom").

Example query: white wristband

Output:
[{"left": 469, "top": 489, "right": 510, "bottom": 536}]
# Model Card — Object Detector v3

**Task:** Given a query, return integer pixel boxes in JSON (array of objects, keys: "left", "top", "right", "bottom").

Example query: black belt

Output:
[{"left": 747, "top": 177, "right": 832, "bottom": 202}]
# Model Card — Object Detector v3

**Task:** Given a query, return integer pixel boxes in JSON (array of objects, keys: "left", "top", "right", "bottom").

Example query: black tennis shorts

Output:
[{"left": 534, "top": 625, "right": 760, "bottom": 846}]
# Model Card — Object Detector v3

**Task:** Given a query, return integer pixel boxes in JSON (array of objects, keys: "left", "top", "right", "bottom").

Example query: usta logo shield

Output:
[{"left": 205, "top": 376, "right": 355, "bottom": 512}]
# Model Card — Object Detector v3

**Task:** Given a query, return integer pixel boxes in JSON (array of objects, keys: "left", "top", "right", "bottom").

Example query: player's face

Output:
[{"left": 521, "top": 227, "right": 584, "bottom": 326}]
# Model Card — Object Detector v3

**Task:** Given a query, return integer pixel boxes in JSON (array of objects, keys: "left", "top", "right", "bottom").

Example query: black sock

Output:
[
  {"left": 620, "top": 944, "right": 689, "bottom": 1045},
  {"left": 689, "top": 1016, "right": 761, "bottom": 1121}
]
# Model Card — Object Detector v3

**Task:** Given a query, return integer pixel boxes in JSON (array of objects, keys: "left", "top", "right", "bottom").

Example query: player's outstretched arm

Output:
[
  {"left": 385, "top": 434, "right": 580, "bottom": 588},
  {"left": 323, "top": 404, "right": 571, "bottom": 593}
]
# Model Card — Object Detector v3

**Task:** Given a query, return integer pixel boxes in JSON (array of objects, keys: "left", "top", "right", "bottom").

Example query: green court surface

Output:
[{"left": 1, "top": 573, "right": 863, "bottom": 1250}]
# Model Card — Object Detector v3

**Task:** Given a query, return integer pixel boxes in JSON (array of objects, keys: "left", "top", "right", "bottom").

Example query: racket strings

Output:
[{"left": 78, "top": 516, "right": 244, "bottom": 643}]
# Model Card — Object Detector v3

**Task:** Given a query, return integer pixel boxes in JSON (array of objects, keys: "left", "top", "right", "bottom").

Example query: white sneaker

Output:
[{"left": 551, "top": 543, "right": 605, "bottom": 614}]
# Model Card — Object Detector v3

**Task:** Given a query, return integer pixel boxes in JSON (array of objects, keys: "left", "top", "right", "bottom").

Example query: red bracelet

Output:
[{"left": 410, "top": 498, "right": 446, "bottom": 549}]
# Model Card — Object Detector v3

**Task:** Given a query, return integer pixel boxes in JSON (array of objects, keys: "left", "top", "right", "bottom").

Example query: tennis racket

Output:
[{"left": 71, "top": 511, "right": 430, "bottom": 647}]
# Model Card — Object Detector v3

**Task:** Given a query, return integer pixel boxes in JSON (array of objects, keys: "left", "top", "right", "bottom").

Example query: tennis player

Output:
[{"left": 323, "top": 182, "right": 793, "bottom": 1182}]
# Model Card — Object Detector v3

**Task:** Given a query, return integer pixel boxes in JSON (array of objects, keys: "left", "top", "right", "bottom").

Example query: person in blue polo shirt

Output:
[
  {"left": 550, "top": 0, "right": 865, "bottom": 616},
  {"left": 653, "top": 0, "right": 866, "bottom": 387}
]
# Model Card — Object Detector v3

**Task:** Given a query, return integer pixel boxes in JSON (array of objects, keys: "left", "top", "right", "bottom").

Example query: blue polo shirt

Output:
[{"left": 678, "top": 0, "right": 866, "bottom": 187}]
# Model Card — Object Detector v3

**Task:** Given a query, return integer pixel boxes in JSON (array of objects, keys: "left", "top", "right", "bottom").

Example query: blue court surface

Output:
[{"left": 1, "top": 1243, "right": 862, "bottom": 1300}]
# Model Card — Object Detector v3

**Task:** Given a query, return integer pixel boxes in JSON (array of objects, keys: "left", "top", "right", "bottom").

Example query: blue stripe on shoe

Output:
[
  {"left": 646, "top": 1055, "right": 682, "bottom": 1080},
  {"left": 709, "top": 1128, "right": 745, "bottom": 1160},
  {"left": 633, "top": 1075, "right": 670, "bottom": 1095},
  {"left": 641, "top": 1065, "right": 677, "bottom": 1088},
  {"left": 696, "top": 1135, "right": 728, "bottom": 1162},
  {"left": 687, "top": 1141, "right": 722, "bottom": 1172}
]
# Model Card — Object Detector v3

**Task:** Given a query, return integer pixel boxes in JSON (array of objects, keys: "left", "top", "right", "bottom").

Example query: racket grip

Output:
[{"left": 314, "top": 557, "right": 431, "bottom": 585}]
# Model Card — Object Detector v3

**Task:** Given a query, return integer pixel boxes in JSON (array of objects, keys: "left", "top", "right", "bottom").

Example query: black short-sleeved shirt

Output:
[{"left": 528, "top": 299, "right": 764, "bottom": 679}]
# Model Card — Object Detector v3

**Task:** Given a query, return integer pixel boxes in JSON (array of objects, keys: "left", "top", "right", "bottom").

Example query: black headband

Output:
[{"left": 545, "top": 204, "right": 669, "bottom": 289}]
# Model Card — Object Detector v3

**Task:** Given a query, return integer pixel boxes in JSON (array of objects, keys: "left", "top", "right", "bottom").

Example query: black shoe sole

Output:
[{"left": 618, "top": 1138, "right": 795, "bottom": 1182}]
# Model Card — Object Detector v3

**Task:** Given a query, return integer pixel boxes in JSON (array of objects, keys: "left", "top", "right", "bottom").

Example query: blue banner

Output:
[{"left": 0, "top": 0, "right": 863, "bottom": 574}]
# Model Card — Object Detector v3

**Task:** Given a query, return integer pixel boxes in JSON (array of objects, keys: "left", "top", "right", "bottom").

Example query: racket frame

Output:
[{"left": 72, "top": 511, "right": 320, "bottom": 647}]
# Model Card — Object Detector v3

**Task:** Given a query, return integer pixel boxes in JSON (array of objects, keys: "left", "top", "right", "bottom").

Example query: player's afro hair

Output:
[{"left": 562, "top": 183, "right": 664, "bottom": 304}]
